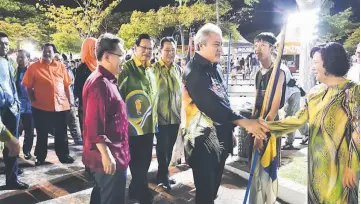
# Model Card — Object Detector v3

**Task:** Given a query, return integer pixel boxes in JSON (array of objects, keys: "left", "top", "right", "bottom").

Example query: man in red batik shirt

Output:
[{"left": 82, "top": 33, "right": 129, "bottom": 204}]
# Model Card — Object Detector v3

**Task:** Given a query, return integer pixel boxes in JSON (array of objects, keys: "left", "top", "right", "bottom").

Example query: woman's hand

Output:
[{"left": 342, "top": 166, "right": 357, "bottom": 189}]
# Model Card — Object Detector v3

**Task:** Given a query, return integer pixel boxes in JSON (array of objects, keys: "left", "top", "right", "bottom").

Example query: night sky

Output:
[{"left": 22, "top": 0, "right": 360, "bottom": 40}]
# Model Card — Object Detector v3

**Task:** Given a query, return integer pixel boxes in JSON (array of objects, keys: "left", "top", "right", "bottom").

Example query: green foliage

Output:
[
  {"left": 39, "top": 0, "right": 121, "bottom": 38},
  {"left": 0, "top": 0, "right": 52, "bottom": 50},
  {"left": 343, "top": 29, "right": 360, "bottom": 55},
  {"left": 0, "top": 0, "right": 39, "bottom": 23},
  {"left": 99, "top": 12, "right": 131, "bottom": 35},
  {"left": 0, "top": 20, "right": 45, "bottom": 50},
  {"left": 318, "top": 7, "right": 359, "bottom": 43},
  {"left": 51, "top": 32, "right": 82, "bottom": 53},
  {"left": 118, "top": 2, "right": 241, "bottom": 49}
]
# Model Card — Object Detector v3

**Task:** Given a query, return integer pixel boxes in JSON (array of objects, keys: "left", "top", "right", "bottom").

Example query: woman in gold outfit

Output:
[{"left": 265, "top": 42, "right": 359, "bottom": 203}]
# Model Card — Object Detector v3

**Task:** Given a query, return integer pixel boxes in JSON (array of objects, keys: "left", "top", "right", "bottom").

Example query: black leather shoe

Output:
[
  {"left": 24, "top": 152, "right": 32, "bottom": 160},
  {"left": 59, "top": 155, "right": 74, "bottom": 164},
  {"left": 6, "top": 180, "right": 29, "bottom": 190},
  {"left": 35, "top": 158, "right": 45, "bottom": 166},
  {"left": 169, "top": 178, "right": 176, "bottom": 185}
]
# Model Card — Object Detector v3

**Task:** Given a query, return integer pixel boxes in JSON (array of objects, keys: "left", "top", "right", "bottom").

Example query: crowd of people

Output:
[{"left": 0, "top": 21, "right": 359, "bottom": 204}]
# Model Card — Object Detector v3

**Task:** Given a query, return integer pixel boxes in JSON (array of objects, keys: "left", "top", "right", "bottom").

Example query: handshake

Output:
[{"left": 233, "top": 118, "right": 269, "bottom": 140}]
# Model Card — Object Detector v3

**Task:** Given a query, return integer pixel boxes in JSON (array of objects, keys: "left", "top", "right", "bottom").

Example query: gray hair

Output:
[{"left": 194, "top": 23, "right": 222, "bottom": 46}]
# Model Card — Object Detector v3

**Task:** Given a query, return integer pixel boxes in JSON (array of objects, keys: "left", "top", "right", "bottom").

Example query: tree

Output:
[
  {"left": 39, "top": 0, "right": 122, "bottom": 38},
  {"left": 343, "top": 28, "right": 359, "bottom": 55},
  {"left": 0, "top": 0, "right": 53, "bottom": 50},
  {"left": 51, "top": 32, "right": 83, "bottom": 53},
  {"left": 99, "top": 12, "right": 131, "bottom": 35},
  {"left": 318, "top": 7, "right": 359, "bottom": 43},
  {"left": 118, "top": 1, "right": 241, "bottom": 55},
  {"left": 0, "top": 20, "right": 45, "bottom": 50}
]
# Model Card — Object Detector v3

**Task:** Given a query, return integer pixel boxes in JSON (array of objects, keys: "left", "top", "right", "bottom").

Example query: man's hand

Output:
[
  {"left": 234, "top": 119, "right": 269, "bottom": 140},
  {"left": 342, "top": 166, "right": 357, "bottom": 189},
  {"left": 96, "top": 143, "right": 116, "bottom": 175},
  {"left": 101, "top": 153, "right": 116, "bottom": 175},
  {"left": 253, "top": 138, "right": 264, "bottom": 151},
  {"left": 5, "top": 137, "right": 20, "bottom": 157}
]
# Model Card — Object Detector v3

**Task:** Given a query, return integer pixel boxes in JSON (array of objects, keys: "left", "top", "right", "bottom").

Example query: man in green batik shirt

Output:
[
  {"left": 150, "top": 37, "right": 182, "bottom": 191},
  {"left": 118, "top": 33, "right": 157, "bottom": 204}
]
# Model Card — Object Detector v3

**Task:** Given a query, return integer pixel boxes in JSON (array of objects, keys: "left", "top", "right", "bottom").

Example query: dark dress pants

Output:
[
  {"left": 32, "top": 107, "right": 70, "bottom": 161},
  {"left": 190, "top": 125, "right": 232, "bottom": 204},
  {"left": 89, "top": 169, "right": 127, "bottom": 204},
  {"left": 1, "top": 108, "right": 19, "bottom": 184},
  {"left": 155, "top": 124, "right": 179, "bottom": 183},
  {"left": 21, "top": 113, "right": 35, "bottom": 154},
  {"left": 128, "top": 133, "right": 154, "bottom": 201}
]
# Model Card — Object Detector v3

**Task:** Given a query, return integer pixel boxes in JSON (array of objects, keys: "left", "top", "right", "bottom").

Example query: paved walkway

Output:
[{"left": 0, "top": 136, "right": 252, "bottom": 204}]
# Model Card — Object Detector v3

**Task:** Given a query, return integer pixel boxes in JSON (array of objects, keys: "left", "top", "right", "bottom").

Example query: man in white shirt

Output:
[
  {"left": 346, "top": 43, "right": 360, "bottom": 83},
  {"left": 280, "top": 63, "right": 309, "bottom": 150}
]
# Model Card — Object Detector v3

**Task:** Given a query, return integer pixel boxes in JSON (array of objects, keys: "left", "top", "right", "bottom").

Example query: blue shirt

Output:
[{"left": 16, "top": 66, "right": 32, "bottom": 114}]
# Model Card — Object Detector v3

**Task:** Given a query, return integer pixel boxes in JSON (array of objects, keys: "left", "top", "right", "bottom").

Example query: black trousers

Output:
[
  {"left": 89, "top": 169, "right": 127, "bottom": 204},
  {"left": 32, "top": 107, "right": 69, "bottom": 160},
  {"left": 1, "top": 108, "right": 19, "bottom": 184},
  {"left": 190, "top": 126, "right": 231, "bottom": 204},
  {"left": 155, "top": 124, "right": 179, "bottom": 183},
  {"left": 21, "top": 113, "right": 35, "bottom": 154},
  {"left": 128, "top": 133, "right": 154, "bottom": 200}
]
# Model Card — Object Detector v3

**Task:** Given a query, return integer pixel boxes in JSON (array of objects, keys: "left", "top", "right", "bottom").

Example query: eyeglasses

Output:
[
  {"left": 164, "top": 49, "right": 176, "bottom": 53},
  {"left": 138, "top": 45, "right": 153, "bottom": 52},
  {"left": 108, "top": 52, "right": 124, "bottom": 59}
]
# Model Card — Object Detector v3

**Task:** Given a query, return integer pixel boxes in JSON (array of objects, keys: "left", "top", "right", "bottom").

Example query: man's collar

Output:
[
  {"left": 98, "top": 65, "right": 117, "bottom": 83},
  {"left": 194, "top": 52, "right": 218, "bottom": 68},
  {"left": 158, "top": 58, "right": 174, "bottom": 68},
  {"left": 132, "top": 56, "right": 151, "bottom": 68}
]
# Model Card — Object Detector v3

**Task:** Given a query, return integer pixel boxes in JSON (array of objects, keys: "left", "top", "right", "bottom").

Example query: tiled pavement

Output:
[{"left": 0, "top": 136, "right": 253, "bottom": 204}]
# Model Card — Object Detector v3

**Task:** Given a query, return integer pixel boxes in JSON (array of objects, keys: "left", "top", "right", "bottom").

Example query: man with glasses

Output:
[
  {"left": 82, "top": 33, "right": 129, "bottom": 204},
  {"left": 118, "top": 33, "right": 157, "bottom": 204},
  {"left": 151, "top": 37, "right": 182, "bottom": 191}
]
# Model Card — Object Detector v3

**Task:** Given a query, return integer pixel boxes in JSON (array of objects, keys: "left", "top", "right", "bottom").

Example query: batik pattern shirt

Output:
[
  {"left": 182, "top": 53, "right": 243, "bottom": 164},
  {"left": 118, "top": 56, "right": 158, "bottom": 136},
  {"left": 151, "top": 59, "right": 182, "bottom": 125}
]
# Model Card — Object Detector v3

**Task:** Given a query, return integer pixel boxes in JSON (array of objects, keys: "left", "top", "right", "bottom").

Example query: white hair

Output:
[{"left": 194, "top": 23, "right": 222, "bottom": 45}]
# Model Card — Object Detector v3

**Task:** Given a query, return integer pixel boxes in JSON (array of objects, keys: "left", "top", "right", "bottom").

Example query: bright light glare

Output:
[
  {"left": 287, "top": 9, "right": 319, "bottom": 42},
  {"left": 21, "top": 42, "right": 35, "bottom": 53}
]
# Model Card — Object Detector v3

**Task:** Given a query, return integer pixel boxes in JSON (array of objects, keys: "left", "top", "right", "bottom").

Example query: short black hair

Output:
[
  {"left": 96, "top": 33, "right": 123, "bottom": 61},
  {"left": 0, "top": 32, "right": 8, "bottom": 38},
  {"left": 135, "top": 34, "right": 152, "bottom": 46},
  {"left": 43, "top": 43, "right": 59, "bottom": 54},
  {"left": 62, "top": 54, "right": 68, "bottom": 61},
  {"left": 160, "top": 37, "right": 175, "bottom": 49},
  {"left": 310, "top": 42, "right": 350, "bottom": 77},
  {"left": 71, "top": 60, "right": 75, "bottom": 63},
  {"left": 254, "top": 32, "right": 277, "bottom": 45},
  {"left": 18, "top": 49, "right": 30, "bottom": 58}
]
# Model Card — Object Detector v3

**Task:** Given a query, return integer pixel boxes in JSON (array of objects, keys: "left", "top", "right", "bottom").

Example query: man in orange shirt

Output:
[{"left": 22, "top": 43, "right": 74, "bottom": 166}]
